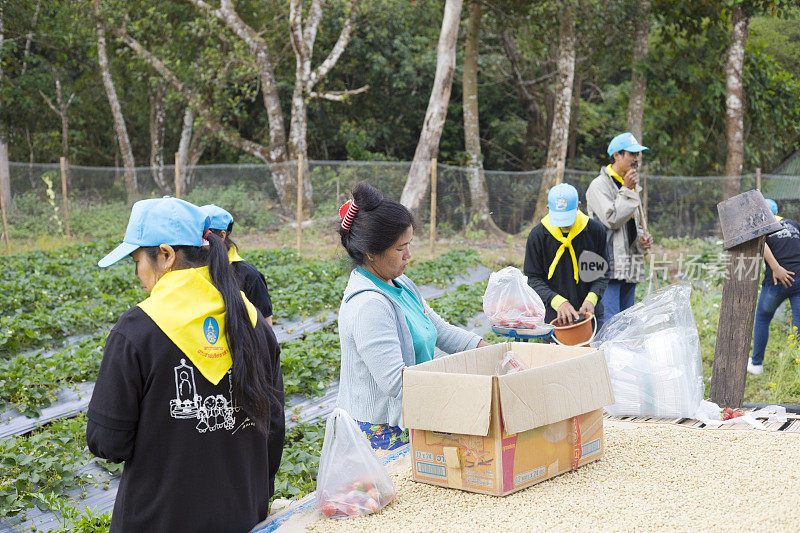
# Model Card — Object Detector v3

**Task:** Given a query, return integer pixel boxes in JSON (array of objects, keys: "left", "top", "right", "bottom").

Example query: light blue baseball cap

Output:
[
  {"left": 607, "top": 132, "right": 649, "bottom": 156},
  {"left": 765, "top": 199, "right": 778, "bottom": 215},
  {"left": 200, "top": 204, "right": 234, "bottom": 230},
  {"left": 98, "top": 197, "right": 210, "bottom": 267},
  {"left": 547, "top": 183, "right": 579, "bottom": 227}
]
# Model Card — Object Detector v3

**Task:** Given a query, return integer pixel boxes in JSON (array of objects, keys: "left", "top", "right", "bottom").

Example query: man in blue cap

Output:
[
  {"left": 749, "top": 199, "right": 800, "bottom": 375},
  {"left": 524, "top": 183, "right": 610, "bottom": 327},
  {"left": 586, "top": 132, "right": 653, "bottom": 320}
]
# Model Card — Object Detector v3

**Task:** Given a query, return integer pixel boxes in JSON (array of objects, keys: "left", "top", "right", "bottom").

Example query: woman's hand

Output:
[{"left": 477, "top": 340, "right": 489, "bottom": 348}]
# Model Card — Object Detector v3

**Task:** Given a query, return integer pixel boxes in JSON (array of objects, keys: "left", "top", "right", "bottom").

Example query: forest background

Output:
[{"left": 0, "top": 0, "right": 799, "bottom": 228}]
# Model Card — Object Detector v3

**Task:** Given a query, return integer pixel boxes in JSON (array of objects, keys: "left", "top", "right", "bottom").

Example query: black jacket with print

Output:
[{"left": 86, "top": 306, "right": 283, "bottom": 533}]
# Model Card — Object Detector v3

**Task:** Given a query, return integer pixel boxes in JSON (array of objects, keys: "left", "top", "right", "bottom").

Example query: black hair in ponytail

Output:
[
  {"left": 209, "top": 222, "right": 239, "bottom": 253},
  {"left": 338, "top": 182, "right": 415, "bottom": 266},
  {"left": 142, "top": 236, "right": 274, "bottom": 434}
]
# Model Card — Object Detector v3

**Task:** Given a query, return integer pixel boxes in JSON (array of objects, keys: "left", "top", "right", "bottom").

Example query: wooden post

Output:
[
  {"left": 429, "top": 159, "right": 437, "bottom": 254},
  {"left": 756, "top": 167, "right": 761, "bottom": 191},
  {"left": 174, "top": 152, "right": 181, "bottom": 198},
  {"left": 642, "top": 164, "right": 648, "bottom": 221},
  {"left": 296, "top": 155, "right": 304, "bottom": 253},
  {"left": 59, "top": 157, "right": 71, "bottom": 237},
  {"left": 710, "top": 236, "right": 764, "bottom": 407},
  {"left": 0, "top": 163, "right": 9, "bottom": 249}
]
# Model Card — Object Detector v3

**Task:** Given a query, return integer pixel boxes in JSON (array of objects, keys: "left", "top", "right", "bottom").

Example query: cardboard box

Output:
[{"left": 402, "top": 342, "right": 614, "bottom": 496}]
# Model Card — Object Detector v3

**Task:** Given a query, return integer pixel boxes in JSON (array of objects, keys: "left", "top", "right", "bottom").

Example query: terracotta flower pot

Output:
[{"left": 549, "top": 313, "right": 596, "bottom": 346}]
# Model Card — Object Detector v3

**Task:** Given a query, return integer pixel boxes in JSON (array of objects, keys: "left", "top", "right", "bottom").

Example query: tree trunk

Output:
[
  {"left": 401, "top": 0, "right": 463, "bottom": 212},
  {"left": 95, "top": 1, "right": 137, "bottom": 200},
  {"left": 533, "top": 7, "right": 576, "bottom": 223},
  {"left": 55, "top": 76, "right": 72, "bottom": 187},
  {"left": 568, "top": 64, "right": 583, "bottom": 161},
  {"left": 177, "top": 106, "right": 195, "bottom": 191},
  {"left": 462, "top": 0, "right": 502, "bottom": 235},
  {"left": 502, "top": 30, "right": 545, "bottom": 170},
  {"left": 149, "top": 82, "right": 169, "bottom": 193},
  {"left": 288, "top": 83, "right": 313, "bottom": 215},
  {"left": 0, "top": 4, "right": 9, "bottom": 213},
  {"left": 21, "top": 0, "right": 41, "bottom": 76},
  {"left": 723, "top": 4, "right": 748, "bottom": 200},
  {"left": 626, "top": 0, "right": 650, "bottom": 141}
]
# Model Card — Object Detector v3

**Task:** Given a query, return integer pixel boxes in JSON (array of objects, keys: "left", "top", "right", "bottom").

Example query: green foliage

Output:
[
  {"left": 281, "top": 327, "right": 341, "bottom": 397},
  {"left": 0, "top": 415, "right": 94, "bottom": 519},
  {"left": 32, "top": 492, "right": 112, "bottom": 533},
  {"left": 0, "top": 334, "right": 105, "bottom": 417},
  {"left": 405, "top": 249, "right": 482, "bottom": 287},
  {"left": 0, "top": 240, "right": 142, "bottom": 356},
  {"left": 429, "top": 281, "right": 488, "bottom": 326},
  {"left": 184, "top": 184, "right": 278, "bottom": 232},
  {"left": 272, "top": 421, "right": 326, "bottom": 501}
]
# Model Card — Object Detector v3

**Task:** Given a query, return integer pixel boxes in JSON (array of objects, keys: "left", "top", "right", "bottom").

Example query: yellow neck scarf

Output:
[
  {"left": 228, "top": 247, "right": 244, "bottom": 263},
  {"left": 138, "top": 267, "right": 257, "bottom": 385},
  {"left": 606, "top": 164, "right": 625, "bottom": 186},
  {"left": 775, "top": 215, "right": 784, "bottom": 222},
  {"left": 541, "top": 211, "right": 590, "bottom": 283}
]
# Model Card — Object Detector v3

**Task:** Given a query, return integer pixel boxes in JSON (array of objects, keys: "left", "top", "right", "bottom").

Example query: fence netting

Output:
[{"left": 4, "top": 160, "right": 800, "bottom": 240}]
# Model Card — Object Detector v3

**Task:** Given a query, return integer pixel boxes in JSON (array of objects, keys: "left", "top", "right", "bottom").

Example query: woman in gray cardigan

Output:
[{"left": 336, "top": 182, "right": 487, "bottom": 450}]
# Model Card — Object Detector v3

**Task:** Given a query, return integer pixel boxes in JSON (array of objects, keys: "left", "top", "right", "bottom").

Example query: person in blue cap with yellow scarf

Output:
[
  {"left": 586, "top": 132, "right": 653, "bottom": 321},
  {"left": 524, "top": 183, "right": 609, "bottom": 327},
  {"left": 200, "top": 204, "right": 274, "bottom": 326},
  {"left": 748, "top": 199, "right": 800, "bottom": 375},
  {"left": 86, "top": 197, "right": 283, "bottom": 532}
]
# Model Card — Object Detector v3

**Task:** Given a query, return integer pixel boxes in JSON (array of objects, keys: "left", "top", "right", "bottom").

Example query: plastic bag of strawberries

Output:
[{"left": 315, "top": 408, "right": 397, "bottom": 519}]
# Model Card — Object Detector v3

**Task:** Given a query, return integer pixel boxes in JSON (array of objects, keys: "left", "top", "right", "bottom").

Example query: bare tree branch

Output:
[
  {"left": 39, "top": 90, "right": 59, "bottom": 114},
  {"left": 288, "top": 0, "right": 307, "bottom": 63},
  {"left": 188, "top": 0, "right": 287, "bottom": 162},
  {"left": 309, "top": 1, "right": 358, "bottom": 87},
  {"left": 113, "top": 25, "right": 269, "bottom": 162},
  {"left": 308, "top": 84, "right": 369, "bottom": 101}
]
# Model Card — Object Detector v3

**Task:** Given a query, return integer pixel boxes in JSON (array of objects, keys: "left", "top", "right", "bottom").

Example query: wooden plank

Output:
[{"left": 710, "top": 236, "right": 764, "bottom": 407}]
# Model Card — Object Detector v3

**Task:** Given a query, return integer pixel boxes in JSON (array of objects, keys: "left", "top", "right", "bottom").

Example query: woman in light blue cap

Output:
[
  {"left": 87, "top": 197, "right": 283, "bottom": 532},
  {"left": 200, "top": 204, "right": 274, "bottom": 326}
]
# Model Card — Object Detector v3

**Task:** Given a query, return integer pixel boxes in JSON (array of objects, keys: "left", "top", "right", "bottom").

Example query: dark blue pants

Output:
[
  {"left": 751, "top": 279, "right": 800, "bottom": 365},
  {"left": 600, "top": 280, "right": 636, "bottom": 323}
]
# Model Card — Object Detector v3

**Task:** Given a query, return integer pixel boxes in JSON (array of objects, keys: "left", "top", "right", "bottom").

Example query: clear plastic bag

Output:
[
  {"left": 483, "top": 267, "right": 546, "bottom": 330},
  {"left": 315, "top": 408, "right": 396, "bottom": 519},
  {"left": 495, "top": 350, "right": 527, "bottom": 375},
  {"left": 591, "top": 283, "right": 704, "bottom": 418}
]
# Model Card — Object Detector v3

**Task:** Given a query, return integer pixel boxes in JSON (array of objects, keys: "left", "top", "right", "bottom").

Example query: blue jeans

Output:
[
  {"left": 751, "top": 279, "right": 800, "bottom": 365},
  {"left": 600, "top": 280, "right": 636, "bottom": 323}
]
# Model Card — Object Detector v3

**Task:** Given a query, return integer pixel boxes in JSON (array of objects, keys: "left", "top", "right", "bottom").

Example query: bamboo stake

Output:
[
  {"left": 174, "top": 152, "right": 181, "bottom": 198},
  {"left": 296, "top": 155, "right": 304, "bottom": 253},
  {"left": 0, "top": 164, "right": 9, "bottom": 249},
  {"left": 756, "top": 167, "right": 761, "bottom": 191},
  {"left": 59, "top": 157, "right": 71, "bottom": 237},
  {"left": 430, "top": 159, "right": 437, "bottom": 254}
]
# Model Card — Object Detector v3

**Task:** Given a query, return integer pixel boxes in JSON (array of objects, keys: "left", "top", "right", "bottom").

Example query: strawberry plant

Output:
[
  {"left": 406, "top": 249, "right": 481, "bottom": 287},
  {"left": 272, "top": 421, "right": 326, "bottom": 501},
  {"left": 0, "top": 414, "right": 94, "bottom": 519},
  {"left": 281, "top": 326, "right": 341, "bottom": 396},
  {"left": 0, "top": 334, "right": 105, "bottom": 417},
  {"left": 429, "top": 281, "right": 488, "bottom": 326}
]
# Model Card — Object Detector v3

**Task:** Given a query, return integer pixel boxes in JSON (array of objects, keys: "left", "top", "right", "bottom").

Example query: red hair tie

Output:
[
  {"left": 203, "top": 229, "right": 212, "bottom": 239},
  {"left": 339, "top": 199, "right": 359, "bottom": 230}
]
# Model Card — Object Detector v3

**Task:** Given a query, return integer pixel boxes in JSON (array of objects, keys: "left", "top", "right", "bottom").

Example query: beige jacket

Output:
[{"left": 586, "top": 166, "right": 646, "bottom": 283}]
